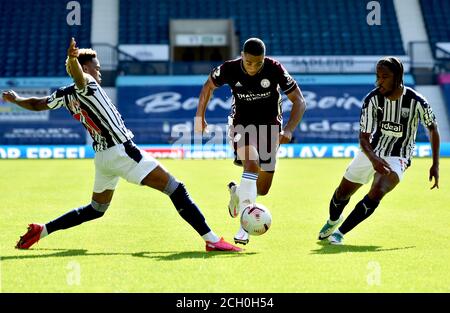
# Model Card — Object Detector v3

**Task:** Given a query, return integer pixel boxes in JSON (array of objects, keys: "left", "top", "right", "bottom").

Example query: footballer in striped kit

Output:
[{"left": 318, "top": 56, "right": 440, "bottom": 245}]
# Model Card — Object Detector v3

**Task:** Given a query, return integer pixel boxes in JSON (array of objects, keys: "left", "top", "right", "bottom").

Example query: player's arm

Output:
[
  {"left": 66, "top": 37, "right": 88, "bottom": 90},
  {"left": 427, "top": 123, "right": 440, "bottom": 189},
  {"left": 280, "top": 87, "right": 306, "bottom": 144},
  {"left": 359, "top": 132, "right": 392, "bottom": 175},
  {"left": 359, "top": 95, "right": 391, "bottom": 175},
  {"left": 195, "top": 75, "right": 217, "bottom": 133},
  {"left": 2, "top": 90, "right": 50, "bottom": 111}
]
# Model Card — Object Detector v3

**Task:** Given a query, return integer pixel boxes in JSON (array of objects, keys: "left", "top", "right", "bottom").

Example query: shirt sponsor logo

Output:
[
  {"left": 380, "top": 121, "right": 403, "bottom": 137},
  {"left": 236, "top": 92, "right": 271, "bottom": 101}
]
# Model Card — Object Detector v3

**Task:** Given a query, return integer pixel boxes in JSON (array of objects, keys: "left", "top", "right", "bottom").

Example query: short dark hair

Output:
[
  {"left": 65, "top": 48, "right": 97, "bottom": 76},
  {"left": 377, "top": 56, "right": 404, "bottom": 88},
  {"left": 77, "top": 48, "right": 97, "bottom": 66},
  {"left": 243, "top": 38, "right": 266, "bottom": 56}
]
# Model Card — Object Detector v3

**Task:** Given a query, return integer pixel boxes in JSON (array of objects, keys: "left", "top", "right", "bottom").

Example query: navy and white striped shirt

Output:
[
  {"left": 47, "top": 74, "right": 133, "bottom": 152},
  {"left": 360, "top": 86, "right": 436, "bottom": 161}
]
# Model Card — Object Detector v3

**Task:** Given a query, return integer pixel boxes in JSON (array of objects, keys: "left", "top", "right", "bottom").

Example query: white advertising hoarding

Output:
[
  {"left": 119, "top": 45, "right": 169, "bottom": 61},
  {"left": 272, "top": 55, "right": 411, "bottom": 73}
]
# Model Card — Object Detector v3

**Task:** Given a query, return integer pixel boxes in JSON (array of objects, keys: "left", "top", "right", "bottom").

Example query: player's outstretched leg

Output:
[
  {"left": 16, "top": 201, "right": 108, "bottom": 249},
  {"left": 157, "top": 172, "right": 241, "bottom": 252}
]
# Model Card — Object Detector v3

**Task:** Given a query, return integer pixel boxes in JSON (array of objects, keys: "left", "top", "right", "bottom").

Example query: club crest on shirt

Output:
[
  {"left": 401, "top": 107, "right": 410, "bottom": 118},
  {"left": 212, "top": 66, "right": 221, "bottom": 79},
  {"left": 260, "top": 79, "right": 270, "bottom": 88}
]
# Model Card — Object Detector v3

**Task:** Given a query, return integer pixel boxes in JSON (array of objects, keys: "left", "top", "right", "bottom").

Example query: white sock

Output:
[
  {"left": 40, "top": 224, "right": 48, "bottom": 239},
  {"left": 237, "top": 171, "right": 258, "bottom": 210},
  {"left": 328, "top": 216, "right": 341, "bottom": 225},
  {"left": 202, "top": 231, "right": 220, "bottom": 243},
  {"left": 235, "top": 225, "right": 249, "bottom": 239}
]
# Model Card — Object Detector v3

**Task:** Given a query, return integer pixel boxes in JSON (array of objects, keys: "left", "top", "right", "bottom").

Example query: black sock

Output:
[
  {"left": 45, "top": 204, "right": 105, "bottom": 234},
  {"left": 169, "top": 183, "right": 211, "bottom": 236},
  {"left": 339, "top": 195, "right": 380, "bottom": 235},
  {"left": 329, "top": 191, "right": 350, "bottom": 221}
]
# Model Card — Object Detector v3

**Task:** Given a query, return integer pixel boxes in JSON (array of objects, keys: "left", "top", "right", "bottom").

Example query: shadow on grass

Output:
[
  {"left": 132, "top": 250, "right": 257, "bottom": 261},
  {"left": 1, "top": 248, "right": 256, "bottom": 261},
  {"left": 310, "top": 241, "right": 416, "bottom": 254}
]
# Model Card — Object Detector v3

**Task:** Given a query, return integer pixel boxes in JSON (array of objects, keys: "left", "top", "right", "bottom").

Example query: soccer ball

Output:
[{"left": 240, "top": 203, "right": 272, "bottom": 236}]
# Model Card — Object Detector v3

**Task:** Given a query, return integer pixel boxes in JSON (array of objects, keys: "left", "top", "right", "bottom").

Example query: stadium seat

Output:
[
  {"left": 119, "top": 0, "right": 405, "bottom": 56},
  {"left": 0, "top": 0, "right": 92, "bottom": 77},
  {"left": 420, "top": 0, "right": 450, "bottom": 56}
]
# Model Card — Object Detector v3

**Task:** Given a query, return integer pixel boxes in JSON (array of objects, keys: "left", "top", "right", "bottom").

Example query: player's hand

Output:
[
  {"left": 194, "top": 115, "right": 208, "bottom": 134},
  {"left": 67, "top": 37, "right": 79, "bottom": 59},
  {"left": 2, "top": 90, "right": 19, "bottom": 104},
  {"left": 429, "top": 163, "right": 439, "bottom": 189},
  {"left": 279, "top": 129, "right": 292, "bottom": 144},
  {"left": 371, "top": 156, "right": 392, "bottom": 175}
]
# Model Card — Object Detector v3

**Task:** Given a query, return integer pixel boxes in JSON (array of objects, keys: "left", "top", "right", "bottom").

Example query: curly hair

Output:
[{"left": 377, "top": 56, "right": 404, "bottom": 89}]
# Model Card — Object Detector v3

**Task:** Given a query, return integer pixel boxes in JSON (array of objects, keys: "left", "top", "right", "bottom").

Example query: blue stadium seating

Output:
[
  {"left": 119, "top": 0, "right": 405, "bottom": 56},
  {"left": 420, "top": 0, "right": 450, "bottom": 56},
  {"left": 0, "top": 0, "right": 407, "bottom": 77},
  {"left": 0, "top": 0, "right": 92, "bottom": 77}
]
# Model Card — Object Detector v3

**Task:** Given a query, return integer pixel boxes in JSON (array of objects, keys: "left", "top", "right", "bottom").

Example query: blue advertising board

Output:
[
  {"left": 117, "top": 74, "right": 428, "bottom": 144},
  {"left": 1, "top": 75, "right": 429, "bottom": 146},
  {"left": 1, "top": 142, "right": 448, "bottom": 159}
]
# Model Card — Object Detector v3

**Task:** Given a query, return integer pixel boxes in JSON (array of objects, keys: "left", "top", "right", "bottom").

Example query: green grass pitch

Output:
[{"left": 0, "top": 158, "right": 449, "bottom": 292}]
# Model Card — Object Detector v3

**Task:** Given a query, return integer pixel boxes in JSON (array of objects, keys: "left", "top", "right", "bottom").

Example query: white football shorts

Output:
[
  {"left": 344, "top": 151, "right": 408, "bottom": 184},
  {"left": 93, "top": 141, "right": 160, "bottom": 193}
]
